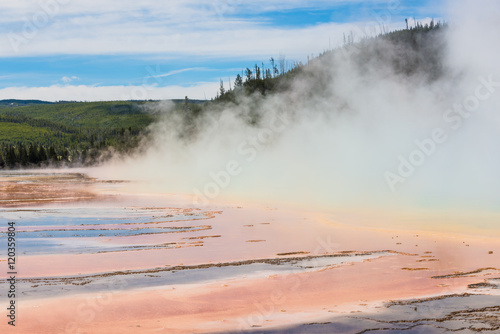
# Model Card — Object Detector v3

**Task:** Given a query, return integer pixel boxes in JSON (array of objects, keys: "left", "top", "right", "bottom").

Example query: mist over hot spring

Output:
[{"left": 93, "top": 0, "right": 500, "bottom": 213}]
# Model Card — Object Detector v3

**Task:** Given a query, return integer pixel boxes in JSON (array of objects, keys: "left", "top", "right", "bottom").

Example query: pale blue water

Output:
[{"left": 0, "top": 207, "right": 207, "bottom": 255}]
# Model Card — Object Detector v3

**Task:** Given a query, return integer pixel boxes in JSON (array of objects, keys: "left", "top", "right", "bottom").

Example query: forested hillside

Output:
[
  {"left": 0, "top": 101, "right": 183, "bottom": 167},
  {"left": 212, "top": 21, "right": 446, "bottom": 105}
]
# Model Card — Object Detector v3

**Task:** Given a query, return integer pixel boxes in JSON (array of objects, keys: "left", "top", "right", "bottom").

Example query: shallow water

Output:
[
  {"left": 9, "top": 252, "right": 394, "bottom": 299},
  {"left": 0, "top": 206, "right": 210, "bottom": 255}
]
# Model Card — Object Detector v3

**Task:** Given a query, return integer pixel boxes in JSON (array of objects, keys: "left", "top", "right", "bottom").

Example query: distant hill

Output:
[
  {"left": 0, "top": 99, "right": 207, "bottom": 107},
  {"left": 171, "top": 99, "right": 206, "bottom": 105},
  {"left": 0, "top": 99, "right": 55, "bottom": 107},
  {"left": 1, "top": 101, "right": 154, "bottom": 129}
]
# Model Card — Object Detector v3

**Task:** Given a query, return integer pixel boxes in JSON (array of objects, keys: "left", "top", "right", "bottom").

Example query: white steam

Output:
[{"left": 91, "top": 0, "right": 500, "bottom": 212}]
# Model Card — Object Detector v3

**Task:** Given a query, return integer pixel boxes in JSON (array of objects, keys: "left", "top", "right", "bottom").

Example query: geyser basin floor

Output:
[{"left": 0, "top": 171, "right": 499, "bottom": 333}]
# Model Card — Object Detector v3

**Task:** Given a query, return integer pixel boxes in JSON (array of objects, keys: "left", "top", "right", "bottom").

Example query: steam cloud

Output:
[{"left": 91, "top": 0, "right": 500, "bottom": 213}]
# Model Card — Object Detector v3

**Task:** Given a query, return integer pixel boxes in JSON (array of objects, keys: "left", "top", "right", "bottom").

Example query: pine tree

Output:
[
  {"left": 6, "top": 146, "right": 17, "bottom": 167},
  {"left": 234, "top": 74, "right": 243, "bottom": 88},
  {"left": 255, "top": 64, "right": 261, "bottom": 80},
  {"left": 219, "top": 80, "right": 225, "bottom": 98},
  {"left": 245, "top": 68, "right": 252, "bottom": 82},
  {"left": 28, "top": 144, "right": 39, "bottom": 164},
  {"left": 39, "top": 146, "right": 48, "bottom": 162},
  {"left": 61, "top": 148, "right": 69, "bottom": 162},
  {"left": 18, "top": 143, "right": 28, "bottom": 165},
  {"left": 48, "top": 146, "right": 58, "bottom": 162}
]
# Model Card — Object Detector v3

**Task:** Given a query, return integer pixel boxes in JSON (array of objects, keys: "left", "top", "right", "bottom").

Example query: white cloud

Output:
[
  {"left": 61, "top": 76, "right": 80, "bottom": 83},
  {"left": 150, "top": 68, "right": 207, "bottom": 79},
  {"left": 0, "top": 82, "right": 220, "bottom": 102},
  {"left": 1, "top": 21, "right": 406, "bottom": 59},
  {"left": 0, "top": 0, "right": 407, "bottom": 58},
  {"left": 0, "top": 0, "right": 372, "bottom": 21}
]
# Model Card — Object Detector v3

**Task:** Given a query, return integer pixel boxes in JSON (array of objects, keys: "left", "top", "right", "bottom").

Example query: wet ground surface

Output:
[
  {"left": 0, "top": 170, "right": 499, "bottom": 333},
  {"left": 232, "top": 291, "right": 500, "bottom": 333}
]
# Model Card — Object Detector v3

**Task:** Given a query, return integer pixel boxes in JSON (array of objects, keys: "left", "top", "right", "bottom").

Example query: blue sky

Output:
[{"left": 0, "top": 0, "right": 445, "bottom": 101}]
